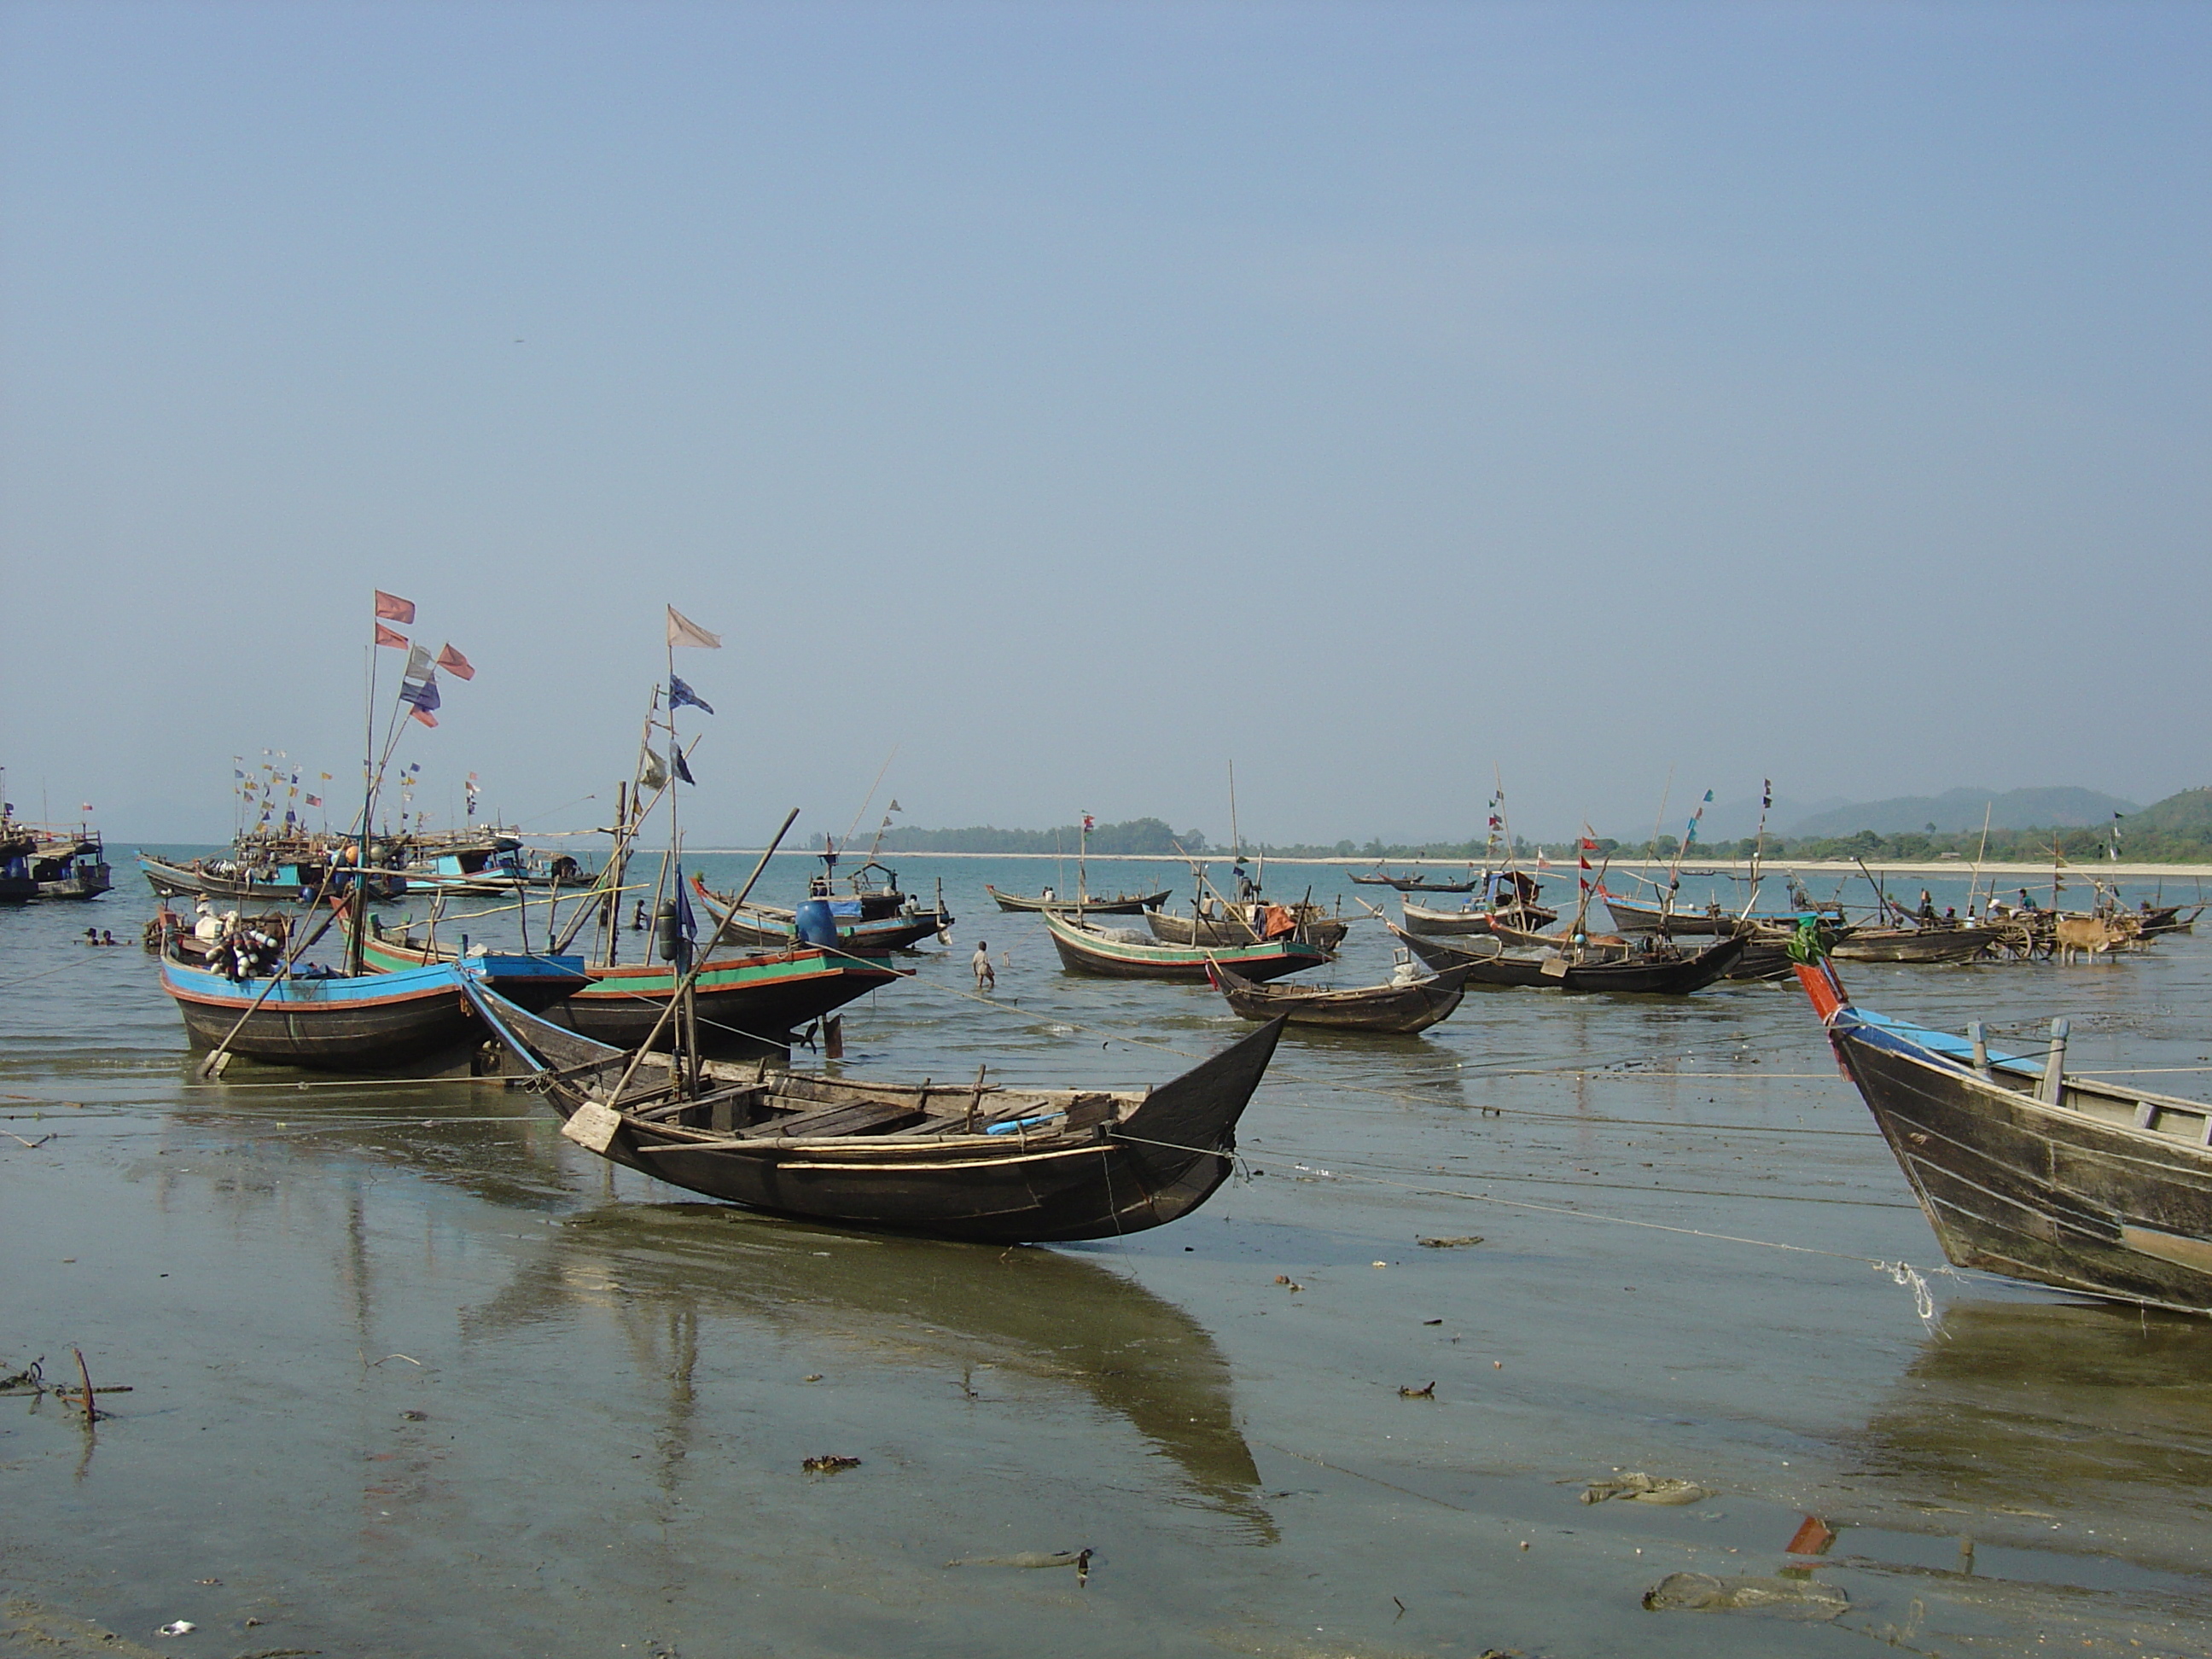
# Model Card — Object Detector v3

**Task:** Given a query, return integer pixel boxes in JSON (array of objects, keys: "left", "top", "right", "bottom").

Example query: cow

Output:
[{"left": 2054, "top": 913, "right": 2139, "bottom": 964}]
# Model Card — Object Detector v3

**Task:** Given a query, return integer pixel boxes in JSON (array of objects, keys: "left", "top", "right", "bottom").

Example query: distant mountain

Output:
[
  {"left": 2114, "top": 788, "right": 2212, "bottom": 836},
  {"left": 1784, "top": 787, "right": 2139, "bottom": 840}
]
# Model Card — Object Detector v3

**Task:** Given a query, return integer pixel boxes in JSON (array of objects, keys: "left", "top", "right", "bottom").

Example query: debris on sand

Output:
[
  {"left": 946, "top": 1548, "right": 1093, "bottom": 1585},
  {"left": 1582, "top": 1471, "right": 1709, "bottom": 1505},
  {"left": 800, "top": 1455, "right": 861, "bottom": 1473},
  {"left": 1417, "top": 1236, "right": 1484, "bottom": 1249},
  {"left": 1397, "top": 1381, "right": 1436, "bottom": 1399},
  {"left": 1642, "top": 1571, "right": 1847, "bottom": 1620}
]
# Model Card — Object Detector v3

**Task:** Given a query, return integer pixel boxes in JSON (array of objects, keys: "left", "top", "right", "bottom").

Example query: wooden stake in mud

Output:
[
  {"left": 70, "top": 1347, "right": 96, "bottom": 1429},
  {"left": 964, "top": 1065, "right": 987, "bottom": 1132}
]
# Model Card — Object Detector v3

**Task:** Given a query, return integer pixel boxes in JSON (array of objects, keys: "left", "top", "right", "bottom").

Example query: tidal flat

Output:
[{"left": 5, "top": 859, "right": 2209, "bottom": 1657}]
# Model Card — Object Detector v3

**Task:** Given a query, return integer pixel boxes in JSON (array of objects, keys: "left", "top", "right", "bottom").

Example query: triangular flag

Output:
[
  {"left": 375, "top": 591, "right": 416, "bottom": 623},
  {"left": 673, "top": 748, "right": 696, "bottom": 786},
  {"left": 375, "top": 624, "right": 408, "bottom": 649},
  {"left": 408, "top": 706, "right": 439, "bottom": 728},
  {"left": 436, "top": 643, "right": 474, "bottom": 681},
  {"left": 668, "top": 674, "right": 714, "bottom": 714},
  {"left": 667, "top": 606, "right": 722, "bottom": 649},
  {"left": 887, "top": 800, "right": 902, "bottom": 813}
]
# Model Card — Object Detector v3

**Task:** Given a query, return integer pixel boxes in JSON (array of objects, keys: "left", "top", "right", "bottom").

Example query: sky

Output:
[{"left": 2, "top": 0, "right": 2205, "bottom": 847}]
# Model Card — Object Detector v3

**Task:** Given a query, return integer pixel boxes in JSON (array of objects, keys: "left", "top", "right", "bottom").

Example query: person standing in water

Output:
[{"left": 972, "top": 940, "right": 995, "bottom": 993}]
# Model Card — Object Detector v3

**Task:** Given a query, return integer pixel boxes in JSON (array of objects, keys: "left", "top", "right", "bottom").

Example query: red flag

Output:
[
  {"left": 435, "top": 643, "right": 475, "bottom": 681},
  {"left": 1083, "top": 814, "right": 1095, "bottom": 831},
  {"left": 408, "top": 705, "right": 439, "bottom": 728},
  {"left": 375, "top": 624, "right": 408, "bottom": 649},
  {"left": 375, "top": 591, "right": 416, "bottom": 623}
]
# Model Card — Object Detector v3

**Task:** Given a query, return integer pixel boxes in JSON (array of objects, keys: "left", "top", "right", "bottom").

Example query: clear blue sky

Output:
[{"left": 3, "top": 1, "right": 2204, "bottom": 845}]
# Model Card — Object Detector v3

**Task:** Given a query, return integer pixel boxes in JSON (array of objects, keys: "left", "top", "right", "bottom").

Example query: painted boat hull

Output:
[
  {"left": 1145, "top": 909, "right": 1350, "bottom": 951},
  {"left": 1831, "top": 927, "right": 2002, "bottom": 964},
  {"left": 562, "top": 951, "right": 903, "bottom": 1053},
  {"left": 1394, "top": 925, "right": 1746, "bottom": 993},
  {"left": 1041, "top": 910, "right": 1328, "bottom": 982},
  {"left": 1400, "top": 899, "right": 1558, "bottom": 936},
  {"left": 139, "top": 853, "right": 405, "bottom": 905},
  {"left": 160, "top": 957, "right": 483, "bottom": 1069}
]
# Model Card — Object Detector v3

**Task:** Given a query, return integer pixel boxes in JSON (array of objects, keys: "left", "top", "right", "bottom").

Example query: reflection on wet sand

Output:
[
  {"left": 461, "top": 1202, "right": 1272, "bottom": 1534},
  {"left": 1849, "top": 1299, "right": 2212, "bottom": 1571}
]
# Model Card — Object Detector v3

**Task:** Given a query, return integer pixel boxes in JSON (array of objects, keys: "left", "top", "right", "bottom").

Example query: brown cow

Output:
[{"left": 2055, "top": 913, "right": 2139, "bottom": 964}]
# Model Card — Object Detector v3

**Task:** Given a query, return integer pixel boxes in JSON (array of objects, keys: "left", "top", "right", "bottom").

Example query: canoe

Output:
[
  {"left": 160, "top": 953, "right": 488, "bottom": 1070},
  {"left": 987, "top": 886, "right": 1170, "bottom": 914},
  {"left": 1040, "top": 909, "right": 1328, "bottom": 982},
  {"left": 469, "top": 983, "right": 1288, "bottom": 1244},
  {"left": 1391, "top": 923, "right": 1747, "bottom": 994},
  {"left": 1145, "top": 905, "right": 1350, "bottom": 952},
  {"left": 1206, "top": 958, "right": 1471, "bottom": 1034},
  {"left": 1400, "top": 898, "right": 1559, "bottom": 936},
  {"left": 1830, "top": 926, "right": 2002, "bottom": 964},
  {"left": 1795, "top": 951, "right": 2212, "bottom": 1314}
]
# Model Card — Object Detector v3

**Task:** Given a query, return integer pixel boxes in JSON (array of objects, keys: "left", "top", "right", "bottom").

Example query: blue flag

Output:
[
  {"left": 673, "top": 870, "right": 697, "bottom": 940},
  {"left": 399, "top": 674, "right": 440, "bottom": 713},
  {"left": 672, "top": 747, "right": 696, "bottom": 786},
  {"left": 668, "top": 675, "right": 715, "bottom": 716}
]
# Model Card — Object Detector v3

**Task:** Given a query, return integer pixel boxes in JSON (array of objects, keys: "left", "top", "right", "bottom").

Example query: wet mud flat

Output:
[{"left": 5, "top": 865, "right": 2212, "bottom": 1656}]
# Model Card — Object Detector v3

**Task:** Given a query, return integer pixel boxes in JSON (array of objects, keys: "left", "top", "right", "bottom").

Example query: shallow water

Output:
[{"left": 3, "top": 856, "right": 2209, "bottom": 1656}]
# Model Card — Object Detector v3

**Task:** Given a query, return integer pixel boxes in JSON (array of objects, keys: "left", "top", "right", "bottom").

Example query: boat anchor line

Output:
[{"left": 1277, "top": 1160, "right": 1979, "bottom": 1329}]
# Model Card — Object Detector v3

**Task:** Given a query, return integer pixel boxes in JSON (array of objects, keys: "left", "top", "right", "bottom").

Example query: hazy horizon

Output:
[{"left": 5, "top": 3, "right": 2205, "bottom": 847}]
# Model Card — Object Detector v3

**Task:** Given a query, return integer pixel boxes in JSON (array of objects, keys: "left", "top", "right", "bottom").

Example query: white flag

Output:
[{"left": 667, "top": 606, "right": 722, "bottom": 649}]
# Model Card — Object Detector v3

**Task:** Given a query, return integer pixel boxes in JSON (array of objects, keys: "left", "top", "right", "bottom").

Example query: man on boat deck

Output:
[{"left": 971, "top": 940, "right": 995, "bottom": 992}]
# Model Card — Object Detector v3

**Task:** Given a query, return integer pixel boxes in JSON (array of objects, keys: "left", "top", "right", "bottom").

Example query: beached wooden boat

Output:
[
  {"left": 1041, "top": 908, "right": 1328, "bottom": 982},
  {"left": 987, "top": 885, "right": 1169, "bottom": 915},
  {"left": 469, "top": 984, "right": 1287, "bottom": 1243},
  {"left": 1391, "top": 923, "right": 1745, "bottom": 994},
  {"left": 160, "top": 951, "right": 493, "bottom": 1070},
  {"left": 1795, "top": 949, "right": 2212, "bottom": 1314},
  {"left": 1145, "top": 901, "right": 1349, "bottom": 951},
  {"left": 1206, "top": 958, "right": 1471, "bottom": 1034},
  {"left": 1830, "top": 926, "right": 2002, "bottom": 964}
]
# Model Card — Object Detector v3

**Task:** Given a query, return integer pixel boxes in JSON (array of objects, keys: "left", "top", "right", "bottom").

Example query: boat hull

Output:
[
  {"left": 1831, "top": 928, "right": 2000, "bottom": 964},
  {"left": 160, "top": 958, "right": 483, "bottom": 1069},
  {"left": 1145, "top": 910, "right": 1349, "bottom": 951},
  {"left": 987, "top": 887, "right": 1168, "bottom": 915},
  {"left": 1208, "top": 960, "right": 1470, "bottom": 1034},
  {"left": 1400, "top": 899, "right": 1558, "bottom": 936},
  {"left": 1041, "top": 911, "right": 1327, "bottom": 982},
  {"left": 1394, "top": 926, "right": 1746, "bottom": 993},
  {"left": 561, "top": 951, "right": 902, "bottom": 1054},
  {"left": 1830, "top": 1015, "right": 2212, "bottom": 1313}
]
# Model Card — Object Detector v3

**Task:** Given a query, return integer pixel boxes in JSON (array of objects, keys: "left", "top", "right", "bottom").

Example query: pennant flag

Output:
[
  {"left": 673, "top": 870, "right": 697, "bottom": 940},
  {"left": 375, "top": 624, "right": 408, "bottom": 649},
  {"left": 375, "top": 591, "right": 416, "bottom": 623},
  {"left": 436, "top": 643, "right": 475, "bottom": 681},
  {"left": 673, "top": 747, "right": 696, "bottom": 786},
  {"left": 1083, "top": 814, "right": 1096, "bottom": 831},
  {"left": 320, "top": 772, "right": 332, "bottom": 780},
  {"left": 306, "top": 795, "right": 322, "bottom": 807},
  {"left": 1762, "top": 779, "right": 1773, "bottom": 809},
  {"left": 408, "top": 706, "right": 439, "bottom": 729},
  {"left": 888, "top": 800, "right": 902, "bottom": 813},
  {"left": 667, "top": 674, "right": 714, "bottom": 715},
  {"left": 667, "top": 606, "right": 722, "bottom": 649}
]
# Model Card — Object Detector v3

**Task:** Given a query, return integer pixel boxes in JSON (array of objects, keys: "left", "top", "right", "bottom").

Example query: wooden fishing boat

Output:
[
  {"left": 1041, "top": 908, "right": 1328, "bottom": 982},
  {"left": 1206, "top": 958, "right": 1472, "bottom": 1034},
  {"left": 1391, "top": 923, "right": 1746, "bottom": 994},
  {"left": 556, "top": 946, "right": 905, "bottom": 1054},
  {"left": 1400, "top": 897, "right": 1559, "bottom": 936},
  {"left": 1349, "top": 870, "right": 1477, "bottom": 893},
  {"left": 1145, "top": 901, "right": 1349, "bottom": 951},
  {"left": 690, "top": 872, "right": 949, "bottom": 952},
  {"left": 160, "top": 951, "right": 492, "bottom": 1070},
  {"left": 1795, "top": 947, "right": 2212, "bottom": 1314},
  {"left": 1830, "top": 925, "right": 2002, "bottom": 964},
  {"left": 987, "top": 885, "right": 1169, "bottom": 915},
  {"left": 340, "top": 916, "right": 592, "bottom": 1010},
  {"left": 468, "top": 983, "right": 1288, "bottom": 1244},
  {"left": 1598, "top": 894, "right": 1738, "bottom": 936},
  {"left": 138, "top": 851, "right": 406, "bottom": 905}
]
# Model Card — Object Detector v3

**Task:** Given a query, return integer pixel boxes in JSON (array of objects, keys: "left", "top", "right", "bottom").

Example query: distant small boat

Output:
[
  {"left": 1207, "top": 958, "right": 1471, "bottom": 1034},
  {"left": 1349, "top": 870, "right": 1477, "bottom": 894},
  {"left": 690, "top": 870, "right": 950, "bottom": 953},
  {"left": 1796, "top": 946, "right": 2212, "bottom": 1314},
  {"left": 1040, "top": 909, "right": 1328, "bottom": 982},
  {"left": 1400, "top": 897, "right": 1559, "bottom": 936},
  {"left": 987, "top": 885, "right": 1169, "bottom": 915},
  {"left": 1391, "top": 923, "right": 1745, "bottom": 994},
  {"left": 469, "top": 983, "right": 1288, "bottom": 1244}
]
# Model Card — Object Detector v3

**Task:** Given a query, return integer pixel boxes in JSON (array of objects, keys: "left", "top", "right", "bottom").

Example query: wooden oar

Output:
[{"left": 194, "top": 902, "right": 345, "bottom": 1078}]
